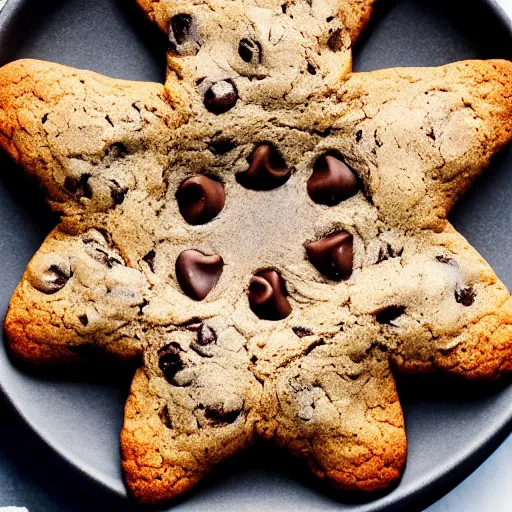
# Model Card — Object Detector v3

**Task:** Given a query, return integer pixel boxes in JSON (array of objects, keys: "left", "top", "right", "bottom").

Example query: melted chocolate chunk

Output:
[
  {"left": 158, "top": 342, "right": 185, "bottom": 383},
  {"left": 169, "top": 14, "right": 201, "bottom": 56},
  {"left": 176, "top": 176, "right": 225, "bottom": 225},
  {"left": 91, "top": 248, "right": 122, "bottom": 268},
  {"left": 110, "top": 180, "right": 128, "bottom": 206},
  {"left": 176, "top": 250, "right": 224, "bottom": 300},
  {"left": 142, "top": 250, "right": 156, "bottom": 272},
  {"left": 78, "top": 314, "right": 89, "bottom": 326},
  {"left": 455, "top": 287, "right": 475, "bottom": 307},
  {"left": 138, "top": 298, "right": 149, "bottom": 316},
  {"left": 209, "top": 139, "right": 236, "bottom": 155},
  {"left": 33, "top": 262, "right": 72, "bottom": 294},
  {"left": 197, "top": 324, "right": 217, "bottom": 346},
  {"left": 293, "top": 326, "right": 314, "bottom": 338},
  {"left": 191, "top": 324, "right": 217, "bottom": 358},
  {"left": 236, "top": 144, "right": 291, "bottom": 191},
  {"left": 204, "top": 80, "right": 238, "bottom": 114},
  {"left": 159, "top": 405, "right": 173, "bottom": 429},
  {"left": 238, "top": 38, "right": 262, "bottom": 64},
  {"left": 305, "top": 232, "right": 353, "bottom": 280},
  {"left": 376, "top": 306, "right": 406, "bottom": 325},
  {"left": 64, "top": 174, "right": 92, "bottom": 199},
  {"left": 436, "top": 255, "right": 454, "bottom": 265},
  {"left": 327, "top": 28, "right": 345, "bottom": 52},
  {"left": 307, "top": 153, "right": 359, "bottom": 206},
  {"left": 248, "top": 270, "right": 292, "bottom": 321}
]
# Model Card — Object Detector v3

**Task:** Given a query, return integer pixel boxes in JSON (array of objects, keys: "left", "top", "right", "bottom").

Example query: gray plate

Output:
[{"left": 0, "top": 0, "right": 511, "bottom": 511}]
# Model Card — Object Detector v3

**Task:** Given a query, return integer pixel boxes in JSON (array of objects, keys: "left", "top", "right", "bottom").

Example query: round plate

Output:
[{"left": 0, "top": 0, "right": 511, "bottom": 510}]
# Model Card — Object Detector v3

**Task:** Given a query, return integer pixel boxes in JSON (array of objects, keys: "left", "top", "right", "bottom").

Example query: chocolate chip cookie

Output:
[{"left": 0, "top": 0, "right": 511, "bottom": 504}]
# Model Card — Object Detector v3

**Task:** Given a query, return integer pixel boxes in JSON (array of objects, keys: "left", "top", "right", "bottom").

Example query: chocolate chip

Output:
[
  {"left": 197, "top": 324, "right": 217, "bottom": 346},
  {"left": 205, "top": 406, "right": 242, "bottom": 425},
  {"left": 305, "top": 232, "right": 353, "bottom": 280},
  {"left": 171, "top": 15, "right": 191, "bottom": 44},
  {"left": 248, "top": 270, "right": 292, "bottom": 321},
  {"left": 356, "top": 130, "right": 363, "bottom": 142},
  {"left": 204, "top": 80, "right": 238, "bottom": 114},
  {"left": 293, "top": 326, "right": 314, "bottom": 338},
  {"left": 78, "top": 314, "right": 89, "bottom": 326},
  {"left": 238, "top": 38, "right": 262, "bottom": 64},
  {"left": 142, "top": 250, "right": 156, "bottom": 272},
  {"left": 90, "top": 248, "right": 122, "bottom": 268},
  {"left": 307, "top": 62, "right": 317, "bottom": 75},
  {"left": 159, "top": 405, "right": 173, "bottom": 429},
  {"left": 455, "top": 287, "right": 475, "bottom": 307},
  {"left": 304, "top": 339, "right": 325, "bottom": 356},
  {"left": 110, "top": 180, "right": 128, "bottom": 206},
  {"left": 436, "top": 255, "right": 454, "bottom": 264},
  {"left": 191, "top": 324, "right": 217, "bottom": 357},
  {"left": 376, "top": 306, "right": 406, "bottom": 325},
  {"left": 209, "top": 139, "right": 236, "bottom": 155},
  {"left": 328, "top": 28, "right": 345, "bottom": 52},
  {"left": 176, "top": 176, "right": 225, "bottom": 225},
  {"left": 32, "top": 262, "right": 72, "bottom": 294},
  {"left": 168, "top": 14, "right": 201, "bottom": 56},
  {"left": 307, "top": 153, "right": 359, "bottom": 206},
  {"left": 158, "top": 342, "right": 185, "bottom": 383},
  {"left": 138, "top": 298, "right": 149, "bottom": 316},
  {"left": 64, "top": 174, "right": 92, "bottom": 199},
  {"left": 176, "top": 250, "right": 224, "bottom": 300},
  {"left": 236, "top": 144, "right": 291, "bottom": 191}
]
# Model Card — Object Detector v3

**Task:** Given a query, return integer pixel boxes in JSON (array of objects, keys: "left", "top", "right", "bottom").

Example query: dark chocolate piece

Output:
[
  {"left": 307, "top": 153, "right": 359, "bottom": 206},
  {"left": 305, "top": 232, "right": 353, "bottom": 280},
  {"left": 248, "top": 269, "right": 292, "bottom": 320},
  {"left": 168, "top": 14, "right": 201, "bottom": 56},
  {"left": 236, "top": 144, "right": 290, "bottom": 190},
  {"left": 376, "top": 306, "right": 406, "bottom": 325},
  {"left": 455, "top": 287, "right": 475, "bottom": 307},
  {"left": 158, "top": 342, "right": 185, "bottom": 383},
  {"left": 197, "top": 324, "right": 217, "bottom": 346},
  {"left": 238, "top": 38, "right": 262, "bottom": 64},
  {"left": 176, "top": 250, "right": 224, "bottom": 300},
  {"left": 176, "top": 176, "right": 225, "bottom": 225},
  {"left": 293, "top": 326, "right": 314, "bottom": 338},
  {"left": 204, "top": 80, "right": 238, "bottom": 114},
  {"left": 32, "top": 262, "right": 72, "bottom": 294}
]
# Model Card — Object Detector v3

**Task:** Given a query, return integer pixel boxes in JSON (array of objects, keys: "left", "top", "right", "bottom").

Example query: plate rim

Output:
[{"left": 0, "top": 0, "right": 511, "bottom": 510}]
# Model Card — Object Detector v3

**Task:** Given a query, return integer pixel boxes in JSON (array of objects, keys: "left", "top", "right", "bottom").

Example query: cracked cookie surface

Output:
[{"left": 1, "top": 0, "right": 512, "bottom": 505}]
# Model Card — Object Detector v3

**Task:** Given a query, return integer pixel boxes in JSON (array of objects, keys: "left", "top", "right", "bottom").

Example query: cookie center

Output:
[
  {"left": 167, "top": 143, "right": 361, "bottom": 320},
  {"left": 211, "top": 176, "right": 317, "bottom": 272}
]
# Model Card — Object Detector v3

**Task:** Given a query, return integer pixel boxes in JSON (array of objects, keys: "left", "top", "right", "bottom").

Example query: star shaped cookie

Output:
[{"left": 0, "top": 0, "right": 511, "bottom": 504}]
